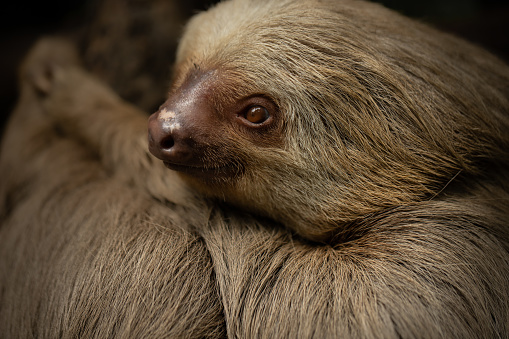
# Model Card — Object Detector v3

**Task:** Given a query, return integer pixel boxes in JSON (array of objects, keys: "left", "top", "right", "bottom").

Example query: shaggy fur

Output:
[
  {"left": 0, "top": 40, "right": 225, "bottom": 338},
  {"left": 169, "top": 0, "right": 509, "bottom": 241},
  {"left": 1, "top": 0, "right": 509, "bottom": 338}
]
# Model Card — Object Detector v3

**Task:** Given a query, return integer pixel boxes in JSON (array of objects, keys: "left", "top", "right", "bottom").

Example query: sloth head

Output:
[{"left": 148, "top": 0, "right": 509, "bottom": 241}]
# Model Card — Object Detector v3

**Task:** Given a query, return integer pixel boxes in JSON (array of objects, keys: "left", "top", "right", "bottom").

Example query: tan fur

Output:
[
  {"left": 1, "top": 0, "right": 509, "bottom": 337},
  {"left": 172, "top": 0, "right": 509, "bottom": 241},
  {"left": 0, "top": 39, "right": 225, "bottom": 338}
]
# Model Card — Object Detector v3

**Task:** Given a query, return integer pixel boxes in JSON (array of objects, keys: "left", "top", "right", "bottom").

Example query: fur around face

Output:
[
  {"left": 173, "top": 0, "right": 509, "bottom": 240},
  {"left": 1, "top": 0, "right": 509, "bottom": 337}
]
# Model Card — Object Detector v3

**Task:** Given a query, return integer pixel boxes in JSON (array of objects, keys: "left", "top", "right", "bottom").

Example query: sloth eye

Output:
[{"left": 244, "top": 105, "right": 270, "bottom": 124}]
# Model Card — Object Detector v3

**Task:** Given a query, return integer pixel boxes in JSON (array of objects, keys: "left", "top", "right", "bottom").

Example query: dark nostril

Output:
[{"left": 160, "top": 136, "right": 175, "bottom": 150}]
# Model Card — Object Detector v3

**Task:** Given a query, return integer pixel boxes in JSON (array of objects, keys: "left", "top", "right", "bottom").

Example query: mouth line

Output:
[{"left": 163, "top": 161, "right": 239, "bottom": 178}]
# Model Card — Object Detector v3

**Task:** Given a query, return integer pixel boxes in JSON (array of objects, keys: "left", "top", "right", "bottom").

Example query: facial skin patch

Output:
[
  {"left": 159, "top": 108, "right": 176, "bottom": 122},
  {"left": 158, "top": 108, "right": 181, "bottom": 132}
]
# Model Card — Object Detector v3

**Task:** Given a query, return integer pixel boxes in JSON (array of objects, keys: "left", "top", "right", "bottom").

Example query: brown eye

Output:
[{"left": 244, "top": 105, "right": 270, "bottom": 124}]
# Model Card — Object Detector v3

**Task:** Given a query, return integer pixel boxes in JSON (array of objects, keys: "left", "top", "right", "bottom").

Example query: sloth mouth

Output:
[{"left": 163, "top": 161, "right": 241, "bottom": 179}]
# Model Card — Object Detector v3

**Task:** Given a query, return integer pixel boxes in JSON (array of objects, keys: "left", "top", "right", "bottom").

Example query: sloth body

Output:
[{"left": 1, "top": 0, "right": 509, "bottom": 337}]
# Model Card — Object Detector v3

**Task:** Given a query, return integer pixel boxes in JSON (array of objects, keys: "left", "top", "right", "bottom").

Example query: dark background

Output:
[{"left": 1, "top": 0, "right": 509, "bottom": 134}]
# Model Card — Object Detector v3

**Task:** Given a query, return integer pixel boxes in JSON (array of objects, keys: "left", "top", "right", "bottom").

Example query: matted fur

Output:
[{"left": 1, "top": 0, "right": 509, "bottom": 338}]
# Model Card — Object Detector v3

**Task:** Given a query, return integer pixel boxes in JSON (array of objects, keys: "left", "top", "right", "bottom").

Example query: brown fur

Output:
[
  {"left": 1, "top": 0, "right": 509, "bottom": 338},
  {"left": 0, "top": 39, "right": 226, "bottom": 338},
  {"left": 158, "top": 0, "right": 509, "bottom": 241}
]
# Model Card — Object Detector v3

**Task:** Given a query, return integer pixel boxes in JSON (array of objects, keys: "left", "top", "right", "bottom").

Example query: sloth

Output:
[
  {"left": 147, "top": 0, "right": 509, "bottom": 241},
  {"left": 1, "top": 0, "right": 509, "bottom": 337},
  {"left": 25, "top": 0, "right": 509, "bottom": 243}
]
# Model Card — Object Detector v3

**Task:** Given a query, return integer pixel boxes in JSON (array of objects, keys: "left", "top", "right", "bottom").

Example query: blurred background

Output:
[{"left": 1, "top": 0, "right": 509, "bottom": 133}]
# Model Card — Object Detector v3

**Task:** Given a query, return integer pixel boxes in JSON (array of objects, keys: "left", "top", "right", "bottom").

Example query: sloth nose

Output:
[{"left": 147, "top": 110, "right": 194, "bottom": 165}]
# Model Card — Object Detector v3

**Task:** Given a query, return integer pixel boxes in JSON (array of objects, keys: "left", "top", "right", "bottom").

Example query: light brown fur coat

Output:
[{"left": 1, "top": 0, "right": 509, "bottom": 338}]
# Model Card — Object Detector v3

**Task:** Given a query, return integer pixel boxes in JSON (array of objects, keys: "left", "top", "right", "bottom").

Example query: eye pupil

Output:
[{"left": 245, "top": 106, "right": 269, "bottom": 124}]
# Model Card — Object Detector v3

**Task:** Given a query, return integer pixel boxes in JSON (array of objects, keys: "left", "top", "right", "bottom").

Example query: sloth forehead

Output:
[
  {"left": 177, "top": 0, "right": 339, "bottom": 65},
  {"left": 176, "top": 0, "right": 393, "bottom": 84}
]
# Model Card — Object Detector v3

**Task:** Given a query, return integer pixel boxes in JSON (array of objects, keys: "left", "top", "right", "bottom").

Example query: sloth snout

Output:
[{"left": 147, "top": 111, "right": 195, "bottom": 166}]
